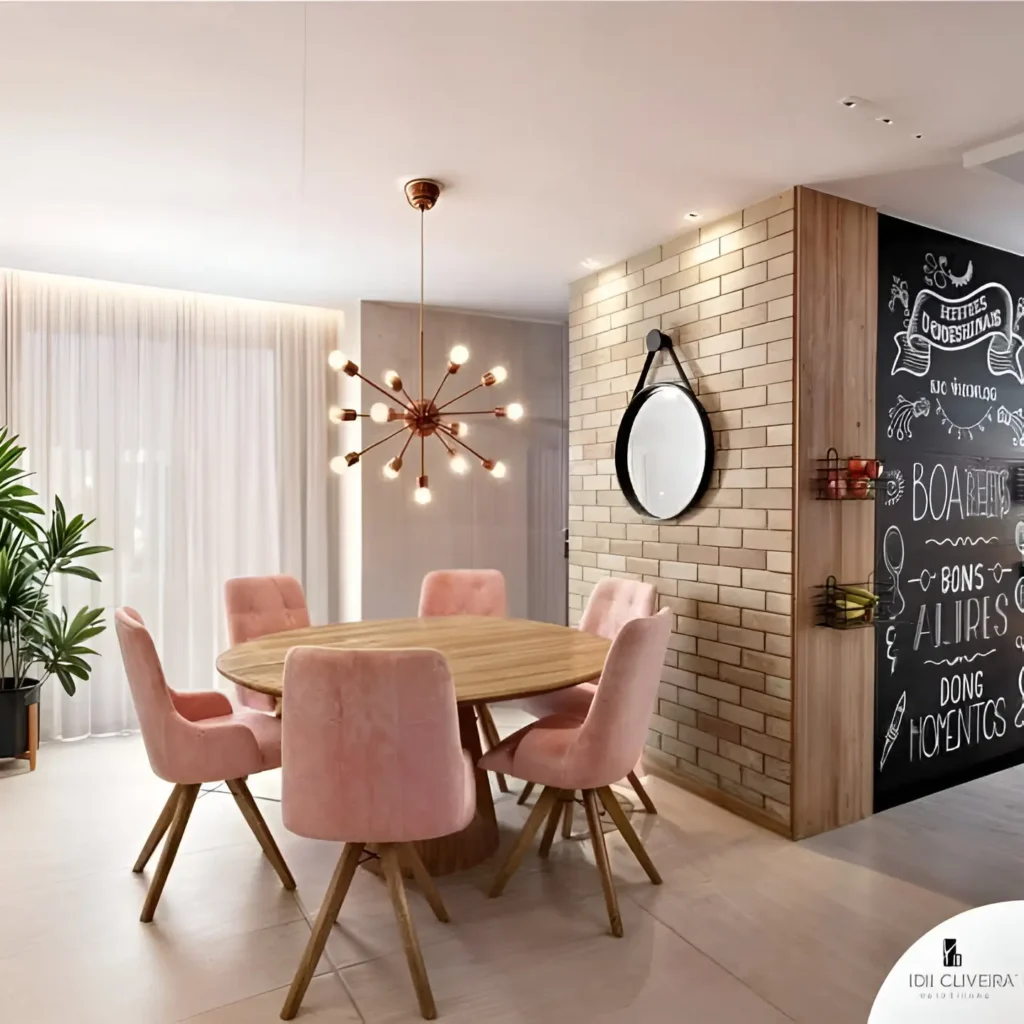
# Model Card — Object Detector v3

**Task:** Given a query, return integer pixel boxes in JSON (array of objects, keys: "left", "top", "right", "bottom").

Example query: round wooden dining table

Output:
[{"left": 215, "top": 615, "right": 610, "bottom": 875}]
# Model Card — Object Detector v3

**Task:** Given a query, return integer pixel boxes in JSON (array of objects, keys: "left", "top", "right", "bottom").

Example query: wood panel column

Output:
[{"left": 791, "top": 187, "right": 878, "bottom": 839}]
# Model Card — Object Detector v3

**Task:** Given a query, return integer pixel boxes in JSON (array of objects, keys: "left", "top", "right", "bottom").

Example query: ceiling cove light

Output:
[{"left": 328, "top": 179, "right": 522, "bottom": 504}]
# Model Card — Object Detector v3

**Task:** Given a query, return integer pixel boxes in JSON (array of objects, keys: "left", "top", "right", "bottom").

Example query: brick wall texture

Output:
[{"left": 568, "top": 190, "right": 794, "bottom": 828}]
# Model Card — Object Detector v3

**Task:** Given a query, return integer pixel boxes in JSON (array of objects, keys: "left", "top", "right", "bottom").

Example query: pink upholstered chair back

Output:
[
  {"left": 281, "top": 647, "right": 473, "bottom": 844},
  {"left": 571, "top": 607, "right": 673, "bottom": 786},
  {"left": 418, "top": 569, "right": 507, "bottom": 618},
  {"left": 115, "top": 608, "right": 189, "bottom": 782},
  {"left": 225, "top": 575, "right": 310, "bottom": 711},
  {"left": 578, "top": 578, "right": 656, "bottom": 641}
]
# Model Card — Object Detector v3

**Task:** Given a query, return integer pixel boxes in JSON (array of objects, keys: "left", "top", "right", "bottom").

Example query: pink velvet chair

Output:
[
  {"left": 115, "top": 608, "right": 295, "bottom": 923},
  {"left": 517, "top": 577, "right": 658, "bottom": 815},
  {"left": 481, "top": 607, "right": 672, "bottom": 937},
  {"left": 225, "top": 574, "right": 310, "bottom": 712},
  {"left": 418, "top": 568, "right": 510, "bottom": 794},
  {"left": 279, "top": 647, "right": 475, "bottom": 1021}
]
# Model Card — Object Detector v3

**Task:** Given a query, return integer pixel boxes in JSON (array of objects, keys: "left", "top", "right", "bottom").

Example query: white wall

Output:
[{"left": 356, "top": 301, "right": 566, "bottom": 622}]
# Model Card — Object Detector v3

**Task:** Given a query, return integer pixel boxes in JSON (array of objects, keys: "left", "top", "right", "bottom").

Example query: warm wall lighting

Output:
[
  {"left": 580, "top": 258, "right": 602, "bottom": 271},
  {"left": 327, "top": 178, "right": 520, "bottom": 506}
]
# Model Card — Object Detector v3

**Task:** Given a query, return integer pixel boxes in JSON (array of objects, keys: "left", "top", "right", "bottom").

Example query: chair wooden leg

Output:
[
  {"left": 488, "top": 785, "right": 559, "bottom": 898},
  {"left": 561, "top": 793, "right": 575, "bottom": 839},
  {"left": 226, "top": 777, "right": 296, "bottom": 890},
  {"left": 477, "top": 705, "right": 509, "bottom": 794},
  {"left": 140, "top": 782, "right": 199, "bottom": 923},
  {"left": 401, "top": 844, "right": 449, "bottom": 923},
  {"left": 280, "top": 842, "right": 364, "bottom": 1021},
  {"left": 537, "top": 789, "right": 568, "bottom": 858},
  {"left": 516, "top": 780, "right": 535, "bottom": 806},
  {"left": 133, "top": 785, "right": 182, "bottom": 873},
  {"left": 381, "top": 844, "right": 438, "bottom": 1020},
  {"left": 627, "top": 770, "right": 657, "bottom": 814},
  {"left": 583, "top": 789, "right": 623, "bottom": 938},
  {"left": 598, "top": 786, "right": 662, "bottom": 885}
]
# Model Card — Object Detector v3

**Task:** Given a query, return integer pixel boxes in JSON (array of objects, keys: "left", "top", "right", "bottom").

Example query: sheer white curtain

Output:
[{"left": 0, "top": 270, "right": 342, "bottom": 740}]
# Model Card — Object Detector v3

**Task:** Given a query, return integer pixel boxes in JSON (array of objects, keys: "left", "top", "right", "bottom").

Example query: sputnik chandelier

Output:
[{"left": 327, "top": 179, "right": 523, "bottom": 505}]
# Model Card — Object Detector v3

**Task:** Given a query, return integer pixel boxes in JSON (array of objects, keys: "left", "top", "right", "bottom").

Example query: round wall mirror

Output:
[{"left": 615, "top": 380, "right": 714, "bottom": 520}]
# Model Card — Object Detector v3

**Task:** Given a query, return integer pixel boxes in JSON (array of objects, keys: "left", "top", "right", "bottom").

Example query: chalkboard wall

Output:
[{"left": 875, "top": 215, "right": 1024, "bottom": 811}]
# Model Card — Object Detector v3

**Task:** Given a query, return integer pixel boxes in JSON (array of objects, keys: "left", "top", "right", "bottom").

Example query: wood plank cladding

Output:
[{"left": 791, "top": 187, "right": 878, "bottom": 839}]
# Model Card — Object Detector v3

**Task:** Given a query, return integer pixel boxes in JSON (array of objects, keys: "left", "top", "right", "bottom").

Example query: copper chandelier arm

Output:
[
  {"left": 441, "top": 409, "right": 500, "bottom": 416},
  {"left": 437, "top": 381, "right": 485, "bottom": 412},
  {"left": 419, "top": 208, "right": 425, "bottom": 401},
  {"left": 353, "top": 425, "right": 408, "bottom": 459},
  {"left": 435, "top": 430, "right": 455, "bottom": 455},
  {"left": 396, "top": 429, "right": 416, "bottom": 463},
  {"left": 442, "top": 425, "right": 491, "bottom": 464},
  {"left": 420, "top": 434, "right": 425, "bottom": 479},
  {"left": 354, "top": 369, "right": 415, "bottom": 409},
  {"left": 428, "top": 365, "right": 450, "bottom": 407}
]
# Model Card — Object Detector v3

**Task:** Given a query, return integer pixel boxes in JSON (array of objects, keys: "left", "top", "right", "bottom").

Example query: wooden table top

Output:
[{"left": 215, "top": 616, "right": 610, "bottom": 704}]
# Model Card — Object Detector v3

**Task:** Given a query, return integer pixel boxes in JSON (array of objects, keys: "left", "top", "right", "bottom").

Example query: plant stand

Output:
[{"left": 16, "top": 703, "right": 38, "bottom": 771}]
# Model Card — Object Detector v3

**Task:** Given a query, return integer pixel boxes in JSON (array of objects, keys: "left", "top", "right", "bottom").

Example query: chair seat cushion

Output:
[
  {"left": 479, "top": 713, "right": 597, "bottom": 790},
  {"left": 518, "top": 681, "right": 596, "bottom": 722}
]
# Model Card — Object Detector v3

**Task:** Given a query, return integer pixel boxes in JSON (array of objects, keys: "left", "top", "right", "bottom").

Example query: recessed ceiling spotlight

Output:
[
  {"left": 877, "top": 117, "right": 894, "bottom": 125},
  {"left": 912, "top": 132, "right": 924, "bottom": 140},
  {"left": 580, "top": 258, "right": 602, "bottom": 271},
  {"left": 839, "top": 97, "right": 859, "bottom": 109},
  {"left": 685, "top": 212, "right": 701, "bottom": 220}
]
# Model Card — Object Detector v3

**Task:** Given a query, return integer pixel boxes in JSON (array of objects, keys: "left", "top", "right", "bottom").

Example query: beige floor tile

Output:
[
  {"left": 179, "top": 974, "right": 360, "bottom": 1023},
  {"left": 632, "top": 837, "right": 966, "bottom": 1024},
  {"left": 341, "top": 895, "right": 792, "bottom": 1023}
]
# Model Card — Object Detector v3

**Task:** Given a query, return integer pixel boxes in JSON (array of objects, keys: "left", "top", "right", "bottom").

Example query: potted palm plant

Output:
[{"left": 0, "top": 428, "right": 110, "bottom": 766}]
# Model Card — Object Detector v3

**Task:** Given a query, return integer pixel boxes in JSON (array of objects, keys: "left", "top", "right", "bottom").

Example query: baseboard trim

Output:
[{"left": 642, "top": 757, "right": 793, "bottom": 839}]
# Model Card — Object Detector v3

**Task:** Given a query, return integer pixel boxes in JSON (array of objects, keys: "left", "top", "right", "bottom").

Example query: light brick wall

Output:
[{"left": 568, "top": 190, "right": 794, "bottom": 829}]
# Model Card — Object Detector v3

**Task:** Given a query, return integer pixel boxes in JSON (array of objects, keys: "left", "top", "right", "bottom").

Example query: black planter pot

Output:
[{"left": 0, "top": 680, "right": 41, "bottom": 759}]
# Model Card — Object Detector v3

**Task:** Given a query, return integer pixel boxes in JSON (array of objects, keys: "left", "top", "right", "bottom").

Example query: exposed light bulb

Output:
[
  {"left": 449, "top": 344, "right": 469, "bottom": 366},
  {"left": 328, "top": 350, "right": 346, "bottom": 371},
  {"left": 490, "top": 365, "right": 508, "bottom": 384},
  {"left": 449, "top": 421, "right": 468, "bottom": 438},
  {"left": 383, "top": 370, "right": 402, "bottom": 391},
  {"left": 449, "top": 452, "right": 469, "bottom": 475},
  {"left": 369, "top": 402, "right": 390, "bottom": 424},
  {"left": 506, "top": 402, "right": 524, "bottom": 421},
  {"left": 383, "top": 457, "right": 402, "bottom": 480},
  {"left": 329, "top": 405, "right": 344, "bottom": 424},
  {"left": 329, "top": 455, "right": 347, "bottom": 475},
  {"left": 414, "top": 486, "right": 432, "bottom": 505},
  {"left": 490, "top": 460, "right": 507, "bottom": 479}
]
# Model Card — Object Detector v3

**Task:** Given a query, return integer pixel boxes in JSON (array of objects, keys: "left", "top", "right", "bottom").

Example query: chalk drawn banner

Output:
[{"left": 892, "top": 282, "right": 1023, "bottom": 383}]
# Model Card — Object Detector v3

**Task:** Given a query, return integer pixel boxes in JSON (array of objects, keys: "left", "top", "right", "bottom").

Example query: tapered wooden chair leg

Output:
[
  {"left": 140, "top": 783, "right": 199, "bottom": 923},
  {"left": 516, "top": 781, "right": 535, "bottom": 806},
  {"left": 583, "top": 789, "right": 623, "bottom": 937},
  {"left": 489, "top": 785, "right": 558, "bottom": 897},
  {"left": 402, "top": 843, "right": 450, "bottom": 923},
  {"left": 226, "top": 778, "right": 296, "bottom": 890},
  {"left": 381, "top": 844, "right": 438, "bottom": 1020},
  {"left": 598, "top": 786, "right": 662, "bottom": 885},
  {"left": 281, "top": 842, "right": 364, "bottom": 1021},
  {"left": 561, "top": 794, "right": 575, "bottom": 839},
  {"left": 133, "top": 785, "right": 182, "bottom": 873},
  {"left": 627, "top": 770, "right": 657, "bottom": 814},
  {"left": 477, "top": 705, "right": 509, "bottom": 794},
  {"left": 538, "top": 790, "right": 568, "bottom": 858}
]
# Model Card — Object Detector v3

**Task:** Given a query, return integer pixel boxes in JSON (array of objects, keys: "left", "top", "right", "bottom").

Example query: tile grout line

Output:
[{"left": 621, "top": 882, "right": 798, "bottom": 1023}]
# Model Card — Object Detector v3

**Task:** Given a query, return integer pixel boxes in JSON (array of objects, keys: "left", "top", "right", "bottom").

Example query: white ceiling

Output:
[{"left": 3, "top": 2, "right": 1024, "bottom": 320}]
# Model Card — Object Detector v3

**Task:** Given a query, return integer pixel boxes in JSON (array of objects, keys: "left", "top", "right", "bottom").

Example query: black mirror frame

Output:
[{"left": 614, "top": 330, "right": 715, "bottom": 520}]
